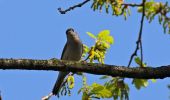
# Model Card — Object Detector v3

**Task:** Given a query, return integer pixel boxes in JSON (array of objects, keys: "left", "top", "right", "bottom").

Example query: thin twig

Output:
[
  {"left": 127, "top": 0, "right": 146, "bottom": 67},
  {"left": 140, "top": 40, "right": 143, "bottom": 67},
  {"left": 58, "top": 0, "right": 91, "bottom": 14},
  {"left": 122, "top": 3, "right": 143, "bottom": 7},
  {"left": 139, "top": 0, "right": 146, "bottom": 67}
]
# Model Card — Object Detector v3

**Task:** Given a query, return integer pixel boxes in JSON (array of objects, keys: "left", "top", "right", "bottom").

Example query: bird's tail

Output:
[{"left": 52, "top": 72, "right": 68, "bottom": 96}]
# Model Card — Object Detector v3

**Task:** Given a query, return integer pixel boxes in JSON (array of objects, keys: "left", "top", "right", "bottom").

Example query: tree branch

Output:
[
  {"left": 127, "top": 0, "right": 146, "bottom": 67},
  {"left": 58, "top": 0, "right": 91, "bottom": 14},
  {"left": 0, "top": 58, "right": 170, "bottom": 79},
  {"left": 122, "top": 3, "right": 142, "bottom": 7}
]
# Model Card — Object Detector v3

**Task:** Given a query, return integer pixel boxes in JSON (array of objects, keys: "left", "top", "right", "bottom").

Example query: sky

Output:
[{"left": 0, "top": 0, "right": 170, "bottom": 100}]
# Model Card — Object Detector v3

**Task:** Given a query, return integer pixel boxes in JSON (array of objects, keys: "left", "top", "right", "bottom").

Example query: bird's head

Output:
[{"left": 66, "top": 28, "right": 80, "bottom": 43}]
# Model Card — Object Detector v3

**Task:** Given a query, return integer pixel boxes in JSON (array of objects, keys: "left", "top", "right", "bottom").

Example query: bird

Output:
[{"left": 52, "top": 28, "right": 83, "bottom": 96}]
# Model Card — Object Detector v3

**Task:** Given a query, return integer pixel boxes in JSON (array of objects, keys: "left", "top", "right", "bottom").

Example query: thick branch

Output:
[{"left": 0, "top": 58, "right": 170, "bottom": 79}]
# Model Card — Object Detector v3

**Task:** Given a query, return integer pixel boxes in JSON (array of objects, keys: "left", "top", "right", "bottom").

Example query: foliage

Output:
[
  {"left": 132, "top": 57, "right": 156, "bottom": 90},
  {"left": 132, "top": 78, "right": 156, "bottom": 90},
  {"left": 57, "top": 0, "right": 170, "bottom": 99},
  {"left": 79, "top": 82, "right": 113, "bottom": 99},
  {"left": 61, "top": 30, "right": 114, "bottom": 99},
  {"left": 85, "top": 30, "right": 114, "bottom": 63},
  {"left": 82, "top": 44, "right": 89, "bottom": 59},
  {"left": 67, "top": 75, "right": 75, "bottom": 89},
  {"left": 59, "top": 75, "right": 75, "bottom": 96},
  {"left": 134, "top": 57, "right": 146, "bottom": 67},
  {"left": 78, "top": 75, "right": 128, "bottom": 100},
  {"left": 91, "top": 0, "right": 170, "bottom": 33},
  {"left": 91, "top": 0, "right": 131, "bottom": 20},
  {"left": 138, "top": 1, "right": 170, "bottom": 33},
  {"left": 57, "top": 74, "right": 75, "bottom": 97},
  {"left": 79, "top": 30, "right": 114, "bottom": 99},
  {"left": 104, "top": 78, "right": 129, "bottom": 100},
  {"left": 79, "top": 76, "right": 129, "bottom": 100},
  {"left": 78, "top": 31, "right": 158, "bottom": 100}
]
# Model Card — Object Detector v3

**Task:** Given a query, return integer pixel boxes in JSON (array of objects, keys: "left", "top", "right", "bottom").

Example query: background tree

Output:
[{"left": 0, "top": 0, "right": 169, "bottom": 100}]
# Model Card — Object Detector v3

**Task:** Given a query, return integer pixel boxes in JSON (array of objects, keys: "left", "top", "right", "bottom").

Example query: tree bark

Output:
[{"left": 0, "top": 58, "right": 170, "bottom": 79}]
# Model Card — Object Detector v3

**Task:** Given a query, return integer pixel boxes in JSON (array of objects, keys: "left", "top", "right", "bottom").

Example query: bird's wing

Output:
[
  {"left": 52, "top": 42, "right": 68, "bottom": 95},
  {"left": 61, "top": 42, "right": 67, "bottom": 60}
]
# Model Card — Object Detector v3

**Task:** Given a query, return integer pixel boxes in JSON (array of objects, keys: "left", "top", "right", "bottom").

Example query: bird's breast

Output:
[{"left": 63, "top": 43, "right": 82, "bottom": 61}]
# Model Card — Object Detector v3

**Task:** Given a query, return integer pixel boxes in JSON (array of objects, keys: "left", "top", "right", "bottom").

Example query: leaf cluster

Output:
[
  {"left": 58, "top": 74, "right": 75, "bottom": 97},
  {"left": 91, "top": 0, "right": 131, "bottom": 19},
  {"left": 104, "top": 77, "right": 129, "bottom": 100},
  {"left": 85, "top": 30, "right": 114, "bottom": 63},
  {"left": 78, "top": 76, "right": 129, "bottom": 100},
  {"left": 132, "top": 57, "right": 156, "bottom": 90},
  {"left": 91, "top": 0, "right": 170, "bottom": 33},
  {"left": 78, "top": 31, "right": 157, "bottom": 100},
  {"left": 138, "top": 0, "right": 170, "bottom": 33}
]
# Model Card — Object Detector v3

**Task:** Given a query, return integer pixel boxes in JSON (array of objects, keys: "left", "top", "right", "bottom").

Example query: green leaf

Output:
[
  {"left": 97, "top": 30, "right": 110, "bottom": 38},
  {"left": 87, "top": 32, "right": 97, "bottom": 39},
  {"left": 97, "top": 88, "right": 112, "bottom": 98},
  {"left": 97, "top": 30, "right": 114, "bottom": 45},
  {"left": 90, "top": 83, "right": 112, "bottom": 98},
  {"left": 127, "top": 8, "right": 131, "bottom": 15},
  {"left": 83, "top": 44, "right": 89, "bottom": 52},
  {"left": 82, "top": 92, "right": 91, "bottom": 100},
  {"left": 86, "top": 30, "right": 114, "bottom": 64},
  {"left": 82, "top": 75, "right": 87, "bottom": 86},
  {"left": 151, "top": 79, "right": 156, "bottom": 83},
  {"left": 91, "top": 83, "right": 104, "bottom": 90},
  {"left": 134, "top": 57, "right": 147, "bottom": 67},
  {"left": 106, "top": 36, "right": 114, "bottom": 44},
  {"left": 67, "top": 75, "right": 74, "bottom": 89},
  {"left": 82, "top": 44, "right": 89, "bottom": 58},
  {"left": 103, "top": 41, "right": 110, "bottom": 49},
  {"left": 132, "top": 79, "right": 148, "bottom": 90}
]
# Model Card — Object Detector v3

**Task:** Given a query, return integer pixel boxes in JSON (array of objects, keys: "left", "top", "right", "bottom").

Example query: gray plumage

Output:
[{"left": 52, "top": 28, "right": 83, "bottom": 96}]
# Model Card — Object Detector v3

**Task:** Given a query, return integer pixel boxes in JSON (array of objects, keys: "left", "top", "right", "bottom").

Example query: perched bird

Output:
[{"left": 52, "top": 28, "right": 83, "bottom": 96}]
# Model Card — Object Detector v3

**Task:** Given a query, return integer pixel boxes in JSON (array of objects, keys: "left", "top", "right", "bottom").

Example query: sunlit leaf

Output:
[
  {"left": 151, "top": 79, "right": 156, "bottom": 83},
  {"left": 132, "top": 79, "right": 148, "bottom": 90},
  {"left": 87, "top": 32, "right": 97, "bottom": 39},
  {"left": 97, "top": 30, "right": 110, "bottom": 38},
  {"left": 90, "top": 83, "right": 112, "bottom": 98},
  {"left": 106, "top": 36, "right": 114, "bottom": 44},
  {"left": 134, "top": 57, "right": 147, "bottom": 67},
  {"left": 67, "top": 75, "right": 75, "bottom": 89}
]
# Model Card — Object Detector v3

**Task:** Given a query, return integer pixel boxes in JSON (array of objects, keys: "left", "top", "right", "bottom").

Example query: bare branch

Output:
[
  {"left": 122, "top": 3, "right": 142, "bottom": 7},
  {"left": 58, "top": 0, "right": 91, "bottom": 14},
  {"left": 128, "top": 0, "right": 146, "bottom": 67},
  {"left": 0, "top": 58, "right": 170, "bottom": 79}
]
